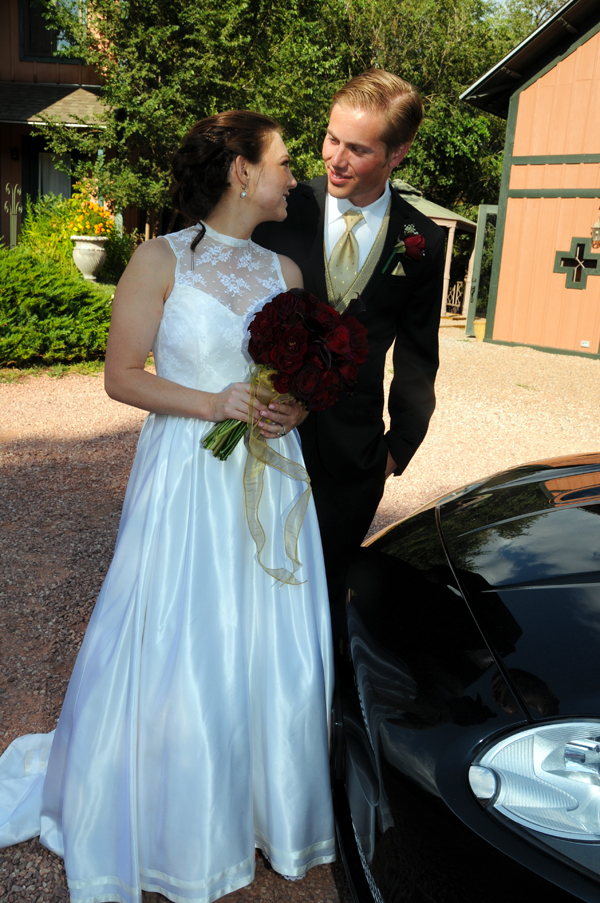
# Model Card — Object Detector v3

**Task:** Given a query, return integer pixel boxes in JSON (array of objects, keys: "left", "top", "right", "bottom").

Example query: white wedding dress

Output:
[{"left": 0, "top": 223, "right": 335, "bottom": 903}]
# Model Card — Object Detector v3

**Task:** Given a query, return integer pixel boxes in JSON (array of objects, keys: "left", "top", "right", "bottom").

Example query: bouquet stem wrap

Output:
[{"left": 243, "top": 365, "right": 311, "bottom": 586}]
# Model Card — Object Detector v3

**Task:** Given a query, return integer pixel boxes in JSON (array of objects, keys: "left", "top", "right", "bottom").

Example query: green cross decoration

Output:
[{"left": 554, "top": 237, "right": 600, "bottom": 290}]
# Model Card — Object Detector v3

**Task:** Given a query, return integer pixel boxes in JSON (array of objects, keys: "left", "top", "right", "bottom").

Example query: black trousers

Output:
[{"left": 305, "top": 451, "right": 386, "bottom": 620}]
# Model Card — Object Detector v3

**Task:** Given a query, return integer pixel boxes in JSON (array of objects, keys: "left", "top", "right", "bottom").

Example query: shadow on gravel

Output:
[{"left": 1, "top": 429, "right": 141, "bottom": 744}]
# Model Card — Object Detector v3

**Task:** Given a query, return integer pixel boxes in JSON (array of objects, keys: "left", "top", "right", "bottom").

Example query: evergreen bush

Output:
[{"left": 0, "top": 246, "right": 113, "bottom": 366}]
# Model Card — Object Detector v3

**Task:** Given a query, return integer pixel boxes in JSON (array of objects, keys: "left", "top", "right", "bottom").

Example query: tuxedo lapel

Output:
[{"left": 305, "top": 178, "right": 328, "bottom": 305}]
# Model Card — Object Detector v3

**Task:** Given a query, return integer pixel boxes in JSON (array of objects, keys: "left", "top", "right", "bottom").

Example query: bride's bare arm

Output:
[{"left": 104, "top": 240, "right": 253, "bottom": 423}]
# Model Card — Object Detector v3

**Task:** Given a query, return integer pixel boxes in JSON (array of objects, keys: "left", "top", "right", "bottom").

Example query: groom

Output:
[{"left": 254, "top": 69, "right": 445, "bottom": 607}]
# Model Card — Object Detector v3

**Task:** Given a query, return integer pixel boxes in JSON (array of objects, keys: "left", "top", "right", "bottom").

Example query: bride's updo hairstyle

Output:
[{"left": 171, "top": 110, "right": 281, "bottom": 251}]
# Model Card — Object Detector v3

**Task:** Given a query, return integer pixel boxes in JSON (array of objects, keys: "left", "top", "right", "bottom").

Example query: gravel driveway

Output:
[{"left": 1, "top": 328, "right": 599, "bottom": 903}]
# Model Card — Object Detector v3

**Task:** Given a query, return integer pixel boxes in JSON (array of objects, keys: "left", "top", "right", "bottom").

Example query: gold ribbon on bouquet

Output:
[{"left": 243, "top": 365, "right": 311, "bottom": 586}]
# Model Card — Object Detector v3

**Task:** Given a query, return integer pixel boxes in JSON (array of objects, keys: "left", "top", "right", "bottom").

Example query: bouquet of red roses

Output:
[{"left": 202, "top": 288, "right": 368, "bottom": 460}]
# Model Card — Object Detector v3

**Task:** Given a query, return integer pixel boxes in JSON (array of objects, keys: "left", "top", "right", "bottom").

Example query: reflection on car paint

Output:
[{"left": 336, "top": 454, "right": 600, "bottom": 903}]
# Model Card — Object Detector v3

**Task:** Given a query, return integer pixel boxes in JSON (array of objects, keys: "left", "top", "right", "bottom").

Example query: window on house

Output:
[
  {"left": 39, "top": 153, "right": 72, "bottom": 198},
  {"left": 20, "top": 0, "right": 80, "bottom": 62}
]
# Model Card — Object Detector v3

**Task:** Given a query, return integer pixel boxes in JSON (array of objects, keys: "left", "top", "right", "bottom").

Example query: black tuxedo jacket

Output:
[{"left": 253, "top": 176, "right": 445, "bottom": 483}]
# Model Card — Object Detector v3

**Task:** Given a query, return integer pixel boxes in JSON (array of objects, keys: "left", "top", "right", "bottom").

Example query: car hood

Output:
[{"left": 437, "top": 453, "right": 600, "bottom": 721}]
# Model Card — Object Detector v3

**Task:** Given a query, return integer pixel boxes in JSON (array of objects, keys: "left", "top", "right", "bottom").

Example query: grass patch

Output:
[
  {"left": 0, "top": 355, "right": 154, "bottom": 384},
  {"left": 47, "top": 361, "right": 106, "bottom": 378},
  {"left": 0, "top": 365, "right": 46, "bottom": 384},
  {"left": 516, "top": 382, "right": 537, "bottom": 391},
  {"left": 0, "top": 360, "right": 106, "bottom": 383}
]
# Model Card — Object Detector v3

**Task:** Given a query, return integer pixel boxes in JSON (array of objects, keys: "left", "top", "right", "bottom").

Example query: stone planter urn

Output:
[
  {"left": 71, "top": 235, "right": 109, "bottom": 281},
  {"left": 473, "top": 318, "right": 487, "bottom": 341}
]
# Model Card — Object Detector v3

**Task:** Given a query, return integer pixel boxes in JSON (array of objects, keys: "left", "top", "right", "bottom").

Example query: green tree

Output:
[
  {"left": 41, "top": 0, "right": 566, "bottom": 223},
  {"left": 345, "top": 0, "right": 565, "bottom": 215},
  {"left": 494, "top": 0, "right": 565, "bottom": 46},
  {"left": 41, "top": 0, "right": 351, "bottom": 224}
]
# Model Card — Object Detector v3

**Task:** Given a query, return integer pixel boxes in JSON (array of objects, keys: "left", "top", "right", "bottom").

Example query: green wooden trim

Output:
[
  {"left": 553, "top": 237, "right": 600, "bottom": 289},
  {"left": 512, "top": 154, "right": 600, "bottom": 165},
  {"left": 465, "top": 205, "right": 498, "bottom": 337},
  {"left": 513, "top": 18, "right": 600, "bottom": 100},
  {"left": 508, "top": 189, "right": 600, "bottom": 198},
  {"left": 483, "top": 337, "right": 600, "bottom": 359},
  {"left": 485, "top": 92, "right": 519, "bottom": 341}
]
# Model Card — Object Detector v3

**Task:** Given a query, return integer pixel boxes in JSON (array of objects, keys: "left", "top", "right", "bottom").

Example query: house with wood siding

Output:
[
  {"left": 0, "top": 0, "right": 102, "bottom": 245},
  {"left": 461, "top": 0, "right": 600, "bottom": 359}
]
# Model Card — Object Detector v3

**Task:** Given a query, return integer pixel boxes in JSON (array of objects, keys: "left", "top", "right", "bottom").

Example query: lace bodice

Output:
[{"left": 153, "top": 223, "right": 285, "bottom": 393}]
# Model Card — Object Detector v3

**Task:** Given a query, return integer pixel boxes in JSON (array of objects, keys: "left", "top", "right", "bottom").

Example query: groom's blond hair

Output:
[{"left": 331, "top": 69, "right": 423, "bottom": 154}]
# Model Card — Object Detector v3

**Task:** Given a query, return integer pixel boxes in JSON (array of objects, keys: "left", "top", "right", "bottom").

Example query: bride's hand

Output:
[
  {"left": 210, "top": 383, "right": 255, "bottom": 423},
  {"left": 257, "top": 399, "right": 308, "bottom": 439}
]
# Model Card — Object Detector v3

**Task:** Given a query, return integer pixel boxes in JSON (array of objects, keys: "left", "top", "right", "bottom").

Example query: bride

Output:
[{"left": 0, "top": 111, "right": 335, "bottom": 903}]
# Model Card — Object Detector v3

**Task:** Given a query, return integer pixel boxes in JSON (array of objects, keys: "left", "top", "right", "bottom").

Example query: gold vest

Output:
[{"left": 324, "top": 197, "right": 392, "bottom": 312}]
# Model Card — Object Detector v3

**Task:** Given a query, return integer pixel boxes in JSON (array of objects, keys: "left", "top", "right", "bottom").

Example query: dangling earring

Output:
[{"left": 240, "top": 183, "right": 248, "bottom": 199}]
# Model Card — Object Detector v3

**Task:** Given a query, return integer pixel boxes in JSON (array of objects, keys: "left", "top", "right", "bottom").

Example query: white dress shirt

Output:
[{"left": 325, "top": 182, "right": 391, "bottom": 272}]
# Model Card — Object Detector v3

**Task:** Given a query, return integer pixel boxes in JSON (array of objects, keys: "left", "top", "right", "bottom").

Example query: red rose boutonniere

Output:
[{"left": 382, "top": 224, "right": 425, "bottom": 276}]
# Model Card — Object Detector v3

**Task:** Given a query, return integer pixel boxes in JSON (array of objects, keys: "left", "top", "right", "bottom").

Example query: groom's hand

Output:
[
  {"left": 257, "top": 400, "right": 308, "bottom": 438},
  {"left": 385, "top": 452, "right": 397, "bottom": 479}
]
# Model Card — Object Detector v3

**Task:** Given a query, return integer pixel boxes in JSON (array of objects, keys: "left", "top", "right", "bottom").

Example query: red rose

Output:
[
  {"left": 272, "top": 372, "right": 294, "bottom": 394},
  {"left": 306, "top": 349, "right": 327, "bottom": 370},
  {"left": 293, "top": 364, "right": 323, "bottom": 400},
  {"left": 268, "top": 325, "right": 309, "bottom": 373},
  {"left": 270, "top": 345, "right": 304, "bottom": 373},
  {"left": 250, "top": 302, "right": 277, "bottom": 334},
  {"left": 309, "top": 387, "right": 338, "bottom": 410},
  {"left": 248, "top": 338, "right": 272, "bottom": 366},
  {"left": 248, "top": 305, "right": 278, "bottom": 364},
  {"left": 404, "top": 234, "right": 425, "bottom": 261},
  {"left": 282, "top": 325, "right": 309, "bottom": 357},
  {"left": 306, "top": 304, "right": 339, "bottom": 332},
  {"left": 318, "top": 368, "right": 341, "bottom": 390},
  {"left": 327, "top": 325, "right": 351, "bottom": 356},
  {"left": 270, "top": 291, "right": 310, "bottom": 326}
]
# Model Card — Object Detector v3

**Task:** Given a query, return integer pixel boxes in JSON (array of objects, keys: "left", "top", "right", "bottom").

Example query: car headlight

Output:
[{"left": 469, "top": 721, "right": 600, "bottom": 840}]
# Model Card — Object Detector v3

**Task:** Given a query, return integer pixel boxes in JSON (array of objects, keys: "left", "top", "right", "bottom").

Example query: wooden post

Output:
[
  {"left": 462, "top": 235, "right": 477, "bottom": 316},
  {"left": 465, "top": 205, "right": 498, "bottom": 337},
  {"left": 441, "top": 222, "right": 456, "bottom": 315}
]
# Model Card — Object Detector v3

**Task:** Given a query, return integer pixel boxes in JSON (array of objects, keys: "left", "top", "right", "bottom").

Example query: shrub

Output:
[
  {"left": 19, "top": 194, "right": 74, "bottom": 266},
  {"left": 20, "top": 187, "right": 137, "bottom": 282},
  {"left": 102, "top": 230, "right": 138, "bottom": 283},
  {"left": 0, "top": 246, "right": 113, "bottom": 366}
]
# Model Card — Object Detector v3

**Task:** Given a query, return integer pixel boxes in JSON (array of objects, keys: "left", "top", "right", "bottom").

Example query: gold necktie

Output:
[{"left": 328, "top": 209, "right": 365, "bottom": 299}]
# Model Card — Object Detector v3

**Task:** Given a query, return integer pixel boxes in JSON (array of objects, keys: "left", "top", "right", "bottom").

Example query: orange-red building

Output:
[
  {"left": 462, "top": 0, "right": 600, "bottom": 358},
  {"left": 0, "top": 0, "right": 102, "bottom": 245}
]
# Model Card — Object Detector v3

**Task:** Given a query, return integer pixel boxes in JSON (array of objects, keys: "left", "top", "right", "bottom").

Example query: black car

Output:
[{"left": 333, "top": 452, "right": 600, "bottom": 903}]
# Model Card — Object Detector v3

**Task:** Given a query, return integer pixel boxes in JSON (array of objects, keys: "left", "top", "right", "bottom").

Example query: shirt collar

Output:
[{"left": 326, "top": 181, "right": 391, "bottom": 236}]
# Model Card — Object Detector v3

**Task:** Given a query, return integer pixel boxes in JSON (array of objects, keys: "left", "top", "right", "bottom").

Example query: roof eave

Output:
[{"left": 459, "top": 0, "right": 598, "bottom": 117}]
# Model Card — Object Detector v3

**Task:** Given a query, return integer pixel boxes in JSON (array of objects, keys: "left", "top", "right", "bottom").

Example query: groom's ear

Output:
[{"left": 388, "top": 141, "right": 412, "bottom": 171}]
